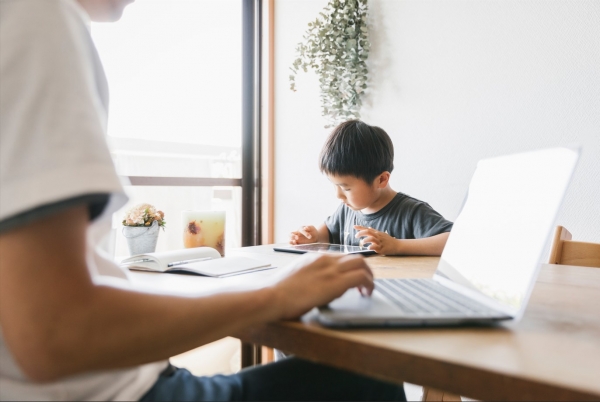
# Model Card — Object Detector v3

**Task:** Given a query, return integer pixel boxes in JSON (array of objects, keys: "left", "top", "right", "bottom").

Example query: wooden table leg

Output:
[
  {"left": 422, "top": 387, "right": 462, "bottom": 401},
  {"left": 253, "top": 344, "right": 262, "bottom": 365},
  {"left": 261, "top": 346, "right": 275, "bottom": 364},
  {"left": 241, "top": 341, "right": 262, "bottom": 368}
]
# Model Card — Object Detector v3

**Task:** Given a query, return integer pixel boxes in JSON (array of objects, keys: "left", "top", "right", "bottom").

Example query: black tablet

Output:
[{"left": 273, "top": 243, "right": 376, "bottom": 255}]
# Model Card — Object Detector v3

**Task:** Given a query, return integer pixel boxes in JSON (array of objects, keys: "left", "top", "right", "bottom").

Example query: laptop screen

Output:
[{"left": 435, "top": 147, "right": 579, "bottom": 315}]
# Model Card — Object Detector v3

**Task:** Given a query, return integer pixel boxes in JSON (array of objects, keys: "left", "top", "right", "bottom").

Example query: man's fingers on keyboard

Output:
[
  {"left": 337, "top": 255, "right": 372, "bottom": 277},
  {"left": 346, "top": 270, "right": 374, "bottom": 295}
]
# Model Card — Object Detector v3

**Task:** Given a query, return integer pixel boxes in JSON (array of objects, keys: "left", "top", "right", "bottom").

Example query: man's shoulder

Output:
[
  {"left": 1, "top": 0, "right": 79, "bottom": 18},
  {"left": 0, "top": 0, "right": 83, "bottom": 13},
  {"left": 1, "top": 0, "right": 86, "bottom": 37}
]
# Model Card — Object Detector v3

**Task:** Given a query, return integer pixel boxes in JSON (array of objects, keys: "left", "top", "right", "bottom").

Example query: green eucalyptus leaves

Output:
[{"left": 290, "top": 0, "right": 370, "bottom": 128}]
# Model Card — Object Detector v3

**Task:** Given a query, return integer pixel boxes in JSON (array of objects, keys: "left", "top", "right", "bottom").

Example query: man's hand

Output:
[
  {"left": 290, "top": 225, "right": 319, "bottom": 245},
  {"left": 354, "top": 225, "right": 399, "bottom": 255},
  {"left": 271, "top": 254, "right": 374, "bottom": 320}
]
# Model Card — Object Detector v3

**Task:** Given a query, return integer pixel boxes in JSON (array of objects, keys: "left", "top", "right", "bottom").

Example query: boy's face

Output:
[{"left": 327, "top": 174, "right": 380, "bottom": 211}]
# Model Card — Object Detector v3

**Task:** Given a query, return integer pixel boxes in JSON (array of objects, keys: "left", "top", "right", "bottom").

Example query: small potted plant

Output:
[{"left": 122, "top": 203, "right": 166, "bottom": 255}]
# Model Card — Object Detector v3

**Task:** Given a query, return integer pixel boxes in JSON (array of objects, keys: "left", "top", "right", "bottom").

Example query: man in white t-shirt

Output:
[{"left": 0, "top": 0, "right": 406, "bottom": 400}]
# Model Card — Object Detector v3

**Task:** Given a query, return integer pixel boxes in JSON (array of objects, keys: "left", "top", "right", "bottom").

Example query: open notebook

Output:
[{"left": 120, "top": 247, "right": 274, "bottom": 277}]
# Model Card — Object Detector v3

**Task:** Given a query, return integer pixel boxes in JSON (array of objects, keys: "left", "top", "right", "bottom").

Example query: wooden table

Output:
[{"left": 129, "top": 245, "right": 600, "bottom": 401}]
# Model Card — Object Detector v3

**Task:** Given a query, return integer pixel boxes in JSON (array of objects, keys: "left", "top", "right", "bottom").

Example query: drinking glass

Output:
[{"left": 182, "top": 210, "right": 226, "bottom": 256}]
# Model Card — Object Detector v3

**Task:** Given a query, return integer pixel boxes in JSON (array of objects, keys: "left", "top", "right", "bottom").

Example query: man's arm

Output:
[{"left": 0, "top": 206, "right": 373, "bottom": 382}]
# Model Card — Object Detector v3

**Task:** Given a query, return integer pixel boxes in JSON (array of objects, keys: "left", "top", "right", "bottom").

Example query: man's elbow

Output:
[{"left": 7, "top": 332, "right": 76, "bottom": 383}]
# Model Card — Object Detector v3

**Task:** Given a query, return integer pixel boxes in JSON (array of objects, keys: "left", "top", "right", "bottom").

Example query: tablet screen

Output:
[{"left": 273, "top": 243, "right": 376, "bottom": 255}]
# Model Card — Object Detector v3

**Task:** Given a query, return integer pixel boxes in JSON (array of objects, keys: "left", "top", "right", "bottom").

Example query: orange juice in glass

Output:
[{"left": 182, "top": 210, "right": 225, "bottom": 256}]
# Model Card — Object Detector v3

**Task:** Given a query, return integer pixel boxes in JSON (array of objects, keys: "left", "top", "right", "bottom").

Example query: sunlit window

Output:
[{"left": 92, "top": 1, "right": 242, "bottom": 256}]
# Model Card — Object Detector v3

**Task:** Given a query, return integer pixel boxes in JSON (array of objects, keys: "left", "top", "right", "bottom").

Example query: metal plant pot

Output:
[{"left": 122, "top": 221, "right": 160, "bottom": 255}]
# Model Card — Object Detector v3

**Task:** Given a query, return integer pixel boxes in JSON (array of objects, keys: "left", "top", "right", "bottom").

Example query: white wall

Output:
[{"left": 274, "top": 0, "right": 600, "bottom": 243}]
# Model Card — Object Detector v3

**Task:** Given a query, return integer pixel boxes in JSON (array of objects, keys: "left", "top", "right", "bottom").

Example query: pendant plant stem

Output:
[{"left": 290, "top": 0, "right": 370, "bottom": 128}]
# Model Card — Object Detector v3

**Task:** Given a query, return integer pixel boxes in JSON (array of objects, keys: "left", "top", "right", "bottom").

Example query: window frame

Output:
[{"left": 121, "top": 0, "right": 262, "bottom": 248}]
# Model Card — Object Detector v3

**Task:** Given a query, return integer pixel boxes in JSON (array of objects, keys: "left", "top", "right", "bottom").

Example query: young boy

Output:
[{"left": 290, "top": 120, "right": 452, "bottom": 255}]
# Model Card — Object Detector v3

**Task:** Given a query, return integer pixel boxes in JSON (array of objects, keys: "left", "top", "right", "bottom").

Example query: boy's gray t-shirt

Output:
[{"left": 325, "top": 193, "right": 453, "bottom": 246}]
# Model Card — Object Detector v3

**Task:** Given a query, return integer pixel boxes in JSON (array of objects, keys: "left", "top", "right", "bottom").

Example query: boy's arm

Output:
[
  {"left": 0, "top": 206, "right": 373, "bottom": 382},
  {"left": 316, "top": 223, "right": 330, "bottom": 243},
  {"left": 392, "top": 232, "right": 450, "bottom": 255},
  {"left": 354, "top": 226, "right": 450, "bottom": 256}
]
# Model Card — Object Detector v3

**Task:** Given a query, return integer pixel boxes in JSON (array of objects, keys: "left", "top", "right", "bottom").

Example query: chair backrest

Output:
[{"left": 548, "top": 226, "right": 600, "bottom": 268}]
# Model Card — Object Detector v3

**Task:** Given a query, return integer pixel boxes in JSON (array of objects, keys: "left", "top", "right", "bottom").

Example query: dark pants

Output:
[{"left": 140, "top": 358, "right": 407, "bottom": 401}]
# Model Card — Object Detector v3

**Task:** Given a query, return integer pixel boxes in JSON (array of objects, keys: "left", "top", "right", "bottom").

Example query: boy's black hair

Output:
[{"left": 319, "top": 120, "right": 394, "bottom": 184}]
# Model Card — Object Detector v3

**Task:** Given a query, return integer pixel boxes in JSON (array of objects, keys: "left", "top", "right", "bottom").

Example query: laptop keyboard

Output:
[{"left": 375, "top": 278, "right": 499, "bottom": 315}]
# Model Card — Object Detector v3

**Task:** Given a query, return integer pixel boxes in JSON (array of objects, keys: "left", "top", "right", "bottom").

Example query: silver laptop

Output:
[{"left": 317, "top": 147, "right": 580, "bottom": 327}]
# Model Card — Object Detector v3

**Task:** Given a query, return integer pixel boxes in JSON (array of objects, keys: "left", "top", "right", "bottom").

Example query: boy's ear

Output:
[{"left": 376, "top": 172, "right": 391, "bottom": 188}]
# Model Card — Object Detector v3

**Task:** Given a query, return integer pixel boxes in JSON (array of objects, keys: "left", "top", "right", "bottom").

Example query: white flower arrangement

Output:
[{"left": 122, "top": 203, "right": 166, "bottom": 229}]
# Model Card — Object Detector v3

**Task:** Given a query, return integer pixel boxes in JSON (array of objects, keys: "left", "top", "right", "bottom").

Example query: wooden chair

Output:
[{"left": 548, "top": 226, "right": 600, "bottom": 268}]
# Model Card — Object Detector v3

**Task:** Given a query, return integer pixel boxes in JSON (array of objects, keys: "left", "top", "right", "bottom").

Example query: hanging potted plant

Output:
[
  {"left": 122, "top": 203, "right": 166, "bottom": 255},
  {"left": 290, "top": 0, "right": 370, "bottom": 127}
]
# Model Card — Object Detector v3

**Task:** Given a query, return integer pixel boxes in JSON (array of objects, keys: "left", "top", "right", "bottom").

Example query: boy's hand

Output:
[
  {"left": 354, "top": 225, "right": 398, "bottom": 255},
  {"left": 290, "top": 225, "right": 319, "bottom": 245},
  {"left": 271, "top": 254, "right": 374, "bottom": 320}
]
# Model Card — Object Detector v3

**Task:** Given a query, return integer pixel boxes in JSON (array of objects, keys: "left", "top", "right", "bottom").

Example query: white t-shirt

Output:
[{"left": 0, "top": 0, "right": 167, "bottom": 400}]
